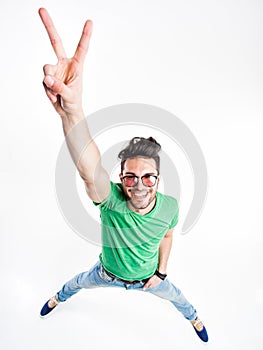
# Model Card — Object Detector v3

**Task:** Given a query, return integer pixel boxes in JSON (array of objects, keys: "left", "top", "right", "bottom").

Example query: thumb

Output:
[{"left": 43, "top": 75, "right": 71, "bottom": 99}]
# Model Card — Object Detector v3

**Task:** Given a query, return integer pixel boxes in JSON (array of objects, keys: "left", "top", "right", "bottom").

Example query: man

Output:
[{"left": 38, "top": 8, "right": 208, "bottom": 343}]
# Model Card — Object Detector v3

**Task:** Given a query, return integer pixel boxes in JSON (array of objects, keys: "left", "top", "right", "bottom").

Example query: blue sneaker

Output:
[
  {"left": 40, "top": 295, "right": 60, "bottom": 317},
  {"left": 191, "top": 317, "right": 208, "bottom": 342}
]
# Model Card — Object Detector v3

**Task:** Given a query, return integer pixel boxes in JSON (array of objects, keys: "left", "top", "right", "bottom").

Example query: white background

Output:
[{"left": 1, "top": 0, "right": 263, "bottom": 349}]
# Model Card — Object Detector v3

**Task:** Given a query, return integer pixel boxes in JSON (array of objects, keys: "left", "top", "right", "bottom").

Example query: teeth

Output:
[{"left": 133, "top": 192, "right": 147, "bottom": 197}]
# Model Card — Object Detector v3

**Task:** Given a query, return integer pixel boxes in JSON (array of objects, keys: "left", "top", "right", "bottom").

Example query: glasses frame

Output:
[{"left": 121, "top": 173, "right": 159, "bottom": 187}]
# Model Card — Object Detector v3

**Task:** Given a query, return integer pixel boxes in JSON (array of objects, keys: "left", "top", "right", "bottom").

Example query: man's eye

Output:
[{"left": 143, "top": 174, "right": 152, "bottom": 178}]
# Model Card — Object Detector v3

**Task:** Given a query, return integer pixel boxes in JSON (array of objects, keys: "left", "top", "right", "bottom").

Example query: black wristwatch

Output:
[{"left": 154, "top": 269, "right": 167, "bottom": 280}]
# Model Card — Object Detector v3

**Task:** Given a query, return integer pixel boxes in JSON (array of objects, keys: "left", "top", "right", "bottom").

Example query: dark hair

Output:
[{"left": 118, "top": 136, "right": 161, "bottom": 173}]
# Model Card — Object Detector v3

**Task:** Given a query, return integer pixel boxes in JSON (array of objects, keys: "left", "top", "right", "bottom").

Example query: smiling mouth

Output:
[{"left": 130, "top": 191, "right": 148, "bottom": 200}]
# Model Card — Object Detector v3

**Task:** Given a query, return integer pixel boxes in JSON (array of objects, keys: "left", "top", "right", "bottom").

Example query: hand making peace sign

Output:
[{"left": 38, "top": 8, "right": 93, "bottom": 120}]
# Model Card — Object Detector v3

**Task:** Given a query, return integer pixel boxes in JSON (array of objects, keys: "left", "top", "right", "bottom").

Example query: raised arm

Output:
[{"left": 38, "top": 8, "right": 110, "bottom": 203}]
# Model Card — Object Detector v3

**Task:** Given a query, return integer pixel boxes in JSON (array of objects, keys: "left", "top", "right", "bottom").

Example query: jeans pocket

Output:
[{"left": 145, "top": 280, "right": 164, "bottom": 292}]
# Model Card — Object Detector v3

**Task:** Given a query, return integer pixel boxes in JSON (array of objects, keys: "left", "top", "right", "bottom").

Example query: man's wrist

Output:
[{"left": 65, "top": 109, "right": 85, "bottom": 122}]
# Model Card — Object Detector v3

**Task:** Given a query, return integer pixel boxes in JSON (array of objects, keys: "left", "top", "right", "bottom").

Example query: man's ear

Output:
[{"left": 119, "top": 173, "right": 123, "bottom": 181}]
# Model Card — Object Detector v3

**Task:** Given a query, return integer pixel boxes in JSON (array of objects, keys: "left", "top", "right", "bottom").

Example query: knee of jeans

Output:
[
  {"left": 75, "top": 273, "right": 88, "bottom": 288},
  {"left": 166, "top": 280, "right": 181, "bottom": 295}
]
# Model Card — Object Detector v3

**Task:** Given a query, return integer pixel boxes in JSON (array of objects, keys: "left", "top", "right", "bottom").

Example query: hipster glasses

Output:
[{"left": 121, "top": 174, "right": 158, "bottom": 187}]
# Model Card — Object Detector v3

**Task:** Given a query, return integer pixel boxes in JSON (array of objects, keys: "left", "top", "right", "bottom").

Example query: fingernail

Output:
[{"left": 44, "top": 75, "right": 54, "bottom": 87}]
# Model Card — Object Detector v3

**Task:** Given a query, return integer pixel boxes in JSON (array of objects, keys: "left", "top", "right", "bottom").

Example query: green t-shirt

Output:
[{"left": 94, "top": 182, "right": 179, "bottom": 280}]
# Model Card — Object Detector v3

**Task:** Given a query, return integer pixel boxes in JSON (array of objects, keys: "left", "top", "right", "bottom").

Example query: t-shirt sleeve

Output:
[{"left": 93, "top": 181, "right": 123, "bottom": 209}]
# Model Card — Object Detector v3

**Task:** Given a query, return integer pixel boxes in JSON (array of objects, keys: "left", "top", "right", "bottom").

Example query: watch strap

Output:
[{"left": 154, "top": 269, "right": 167, "bottom": 280}]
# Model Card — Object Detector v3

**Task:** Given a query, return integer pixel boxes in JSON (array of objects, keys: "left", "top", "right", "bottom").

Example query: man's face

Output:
[{"left": 119, "top": 157, "right": 159, "bottom": 212}]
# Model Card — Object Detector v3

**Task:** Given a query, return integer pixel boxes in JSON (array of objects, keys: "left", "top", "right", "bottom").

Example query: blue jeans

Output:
[{"left": 56, "top": 261, "right": 197, "bottom": 321}]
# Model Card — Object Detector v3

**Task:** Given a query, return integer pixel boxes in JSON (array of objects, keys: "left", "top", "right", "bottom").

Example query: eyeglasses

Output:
[{"left": 121, "top": 174, "right": 158, "bottom": 187}]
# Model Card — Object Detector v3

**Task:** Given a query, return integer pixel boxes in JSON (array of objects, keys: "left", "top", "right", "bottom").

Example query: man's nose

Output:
[{"left": 135, "top": 178, "right": 145, "bottom": 190}]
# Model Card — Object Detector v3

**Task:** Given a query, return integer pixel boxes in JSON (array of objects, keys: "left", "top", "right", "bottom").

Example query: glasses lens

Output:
[
  {"left": 123, "top": 176, "right": 137, "bottom": 187},
  {"left": 142, "top": 175, "right": 157, "bottom": 187}
]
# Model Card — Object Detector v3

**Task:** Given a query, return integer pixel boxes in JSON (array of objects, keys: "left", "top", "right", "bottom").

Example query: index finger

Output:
[
  {"left": 142, "top": 277, "right": 152, "bottom": 290},
  {"left": 38, "top": 8, "right": 66, "bottom": 59}
]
